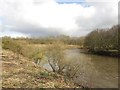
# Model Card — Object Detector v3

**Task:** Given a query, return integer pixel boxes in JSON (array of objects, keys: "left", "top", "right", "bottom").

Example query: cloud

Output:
[
  {"left": 2, "top": 20, "right": 62, "bottom": 37},
  {"left": 0, "top": 0, "right": 118, "bottom": 37},
  {"left": 76, "top": 2, "right": 118, "bottom": 30}
]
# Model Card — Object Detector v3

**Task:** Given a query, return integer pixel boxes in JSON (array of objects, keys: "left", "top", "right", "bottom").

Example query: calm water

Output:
[{"left": 41, "top": 49, "right": 118, "bottom": 88}]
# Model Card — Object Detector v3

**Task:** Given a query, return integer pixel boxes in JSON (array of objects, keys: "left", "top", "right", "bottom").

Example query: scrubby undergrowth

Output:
[{"left": 2, "top": 50, "right": 80, "bottom": 88}]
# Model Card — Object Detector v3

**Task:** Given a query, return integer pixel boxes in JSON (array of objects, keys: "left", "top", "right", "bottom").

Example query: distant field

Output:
[{"left": 28, "top": 44, "right": 81, "bottom": 49}]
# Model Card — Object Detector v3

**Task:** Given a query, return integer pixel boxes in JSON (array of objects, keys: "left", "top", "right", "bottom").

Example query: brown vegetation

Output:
[
  {"left": 84, "top": 25, "right": 119, "bottom": 57},
  {"left": 2, "top": 50, "right": 80, "bottom": 88}
]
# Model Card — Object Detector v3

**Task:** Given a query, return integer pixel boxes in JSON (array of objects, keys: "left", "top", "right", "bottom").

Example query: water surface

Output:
[{"left": 41, "top": 49, "right": 118, "bottom": 88}]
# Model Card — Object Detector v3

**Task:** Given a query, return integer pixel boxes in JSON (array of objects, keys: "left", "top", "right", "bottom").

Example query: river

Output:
[{"left": 41, "top": 49, "right": 118, "bottom": 88}]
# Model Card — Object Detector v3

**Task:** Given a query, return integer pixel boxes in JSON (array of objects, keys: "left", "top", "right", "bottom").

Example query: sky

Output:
[{"left": 0, "top": 0, "right": 119, "bottom": 37}]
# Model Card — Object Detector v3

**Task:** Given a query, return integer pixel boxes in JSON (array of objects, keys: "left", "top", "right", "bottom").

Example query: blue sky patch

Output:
[
  {"left": 55, "top": 0, "right": 86, "bottom": 4},
  {"left": 55, "top": 0, "right": 91, "bottom": 7}
]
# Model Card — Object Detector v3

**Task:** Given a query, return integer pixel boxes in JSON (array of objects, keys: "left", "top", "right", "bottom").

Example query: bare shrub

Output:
[
  {"left": 2, "top": 37, "right": 22, "bottom": 59},
  {"left": 31, "top": 48, "right": 45, "bottom": 66},
  {"left": 45, "top": 41, "right": 66, "bottom": 73}
]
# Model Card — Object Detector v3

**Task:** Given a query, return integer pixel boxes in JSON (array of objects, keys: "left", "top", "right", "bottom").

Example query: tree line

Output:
[
  {"left": 84, "top": 25, "right": 119, "bottom": 56},
  {"left": 27, "top": 35, "right": 84, "bottom": 46}
]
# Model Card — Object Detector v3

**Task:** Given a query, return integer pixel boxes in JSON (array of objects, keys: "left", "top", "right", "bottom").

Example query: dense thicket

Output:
[{"left": 84, "top": 25, "right": 118, "bottom": 51}]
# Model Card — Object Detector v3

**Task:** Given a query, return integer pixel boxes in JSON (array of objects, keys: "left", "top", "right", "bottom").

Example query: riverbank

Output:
[
  {"left": 88, "top": 49, "right": 119, "bottom": 57},
  {"left": 2, "top": 50, "right": 81, "bottom": 88},
  {"left": 29, "top": 43, "right": 119, "bottom": 57},
  {"left": 80, "top": 48, "right": 119, "bottom": 57}
]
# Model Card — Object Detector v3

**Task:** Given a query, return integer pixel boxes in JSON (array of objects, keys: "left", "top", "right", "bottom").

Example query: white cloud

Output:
[{"left": 0, "top": 0, "right": 118, "bottom": 37}]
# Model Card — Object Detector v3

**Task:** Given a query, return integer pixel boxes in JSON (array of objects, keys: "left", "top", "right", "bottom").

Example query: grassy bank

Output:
[{"left": 2, "top": 50, "right": 80, "bottom": 88}]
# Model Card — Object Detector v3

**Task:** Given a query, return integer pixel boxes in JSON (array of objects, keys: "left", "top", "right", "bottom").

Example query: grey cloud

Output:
[{"left": 3, "top": 20, "right": 63, "bottom": 37}]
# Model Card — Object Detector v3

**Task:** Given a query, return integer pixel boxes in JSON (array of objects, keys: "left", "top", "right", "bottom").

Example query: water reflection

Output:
[{"left": 64, "top": 49, "right": 118, "bottom": 88}]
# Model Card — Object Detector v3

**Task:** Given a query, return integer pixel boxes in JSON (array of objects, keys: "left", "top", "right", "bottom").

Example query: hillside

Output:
[{"left": 2, "top": 50, "right": 80, "bottom": 88}]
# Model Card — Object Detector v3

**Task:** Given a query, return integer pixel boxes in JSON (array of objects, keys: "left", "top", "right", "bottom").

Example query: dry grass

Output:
[
  {"left": 2, "top": 50, "right": 80, "bottom": 88},
  {"left": 28, "top": 43, "right": 81, "bottom": 50}
]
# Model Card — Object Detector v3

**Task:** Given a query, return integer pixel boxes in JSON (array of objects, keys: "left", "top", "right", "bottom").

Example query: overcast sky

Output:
[{"left": 0, "top": 0, "right": 119, "bottom": 37}]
